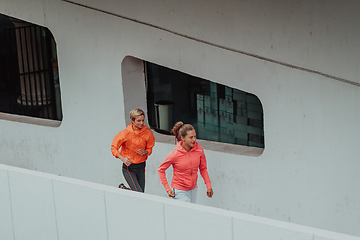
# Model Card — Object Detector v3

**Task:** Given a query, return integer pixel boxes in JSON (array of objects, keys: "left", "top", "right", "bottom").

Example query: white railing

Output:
[{"left": 0, "top": 164, "right": 359, "bottom": 240}]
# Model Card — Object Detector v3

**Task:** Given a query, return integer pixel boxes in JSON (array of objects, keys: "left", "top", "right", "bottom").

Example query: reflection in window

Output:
[
  {"left": 0, "top": 13, "right": 62, "bottom": 121},
  {"left": 146, "top": 62, "right": 264, "bottom": 148}
]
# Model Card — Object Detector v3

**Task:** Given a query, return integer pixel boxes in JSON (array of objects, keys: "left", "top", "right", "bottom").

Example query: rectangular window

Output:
[
  {"left": 145, "top": 62, "right": 264, "bottom": 148},
  {"left": 0, "top": 14, "right": 62, "bottom": 124}
]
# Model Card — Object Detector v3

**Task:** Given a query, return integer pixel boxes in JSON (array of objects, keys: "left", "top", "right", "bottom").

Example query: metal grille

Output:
[{"left": 3, "top": 25, "right": 59, "bottom": 120}]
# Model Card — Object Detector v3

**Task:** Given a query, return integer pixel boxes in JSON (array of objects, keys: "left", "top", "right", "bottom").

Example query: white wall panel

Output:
[
  {"left": 233, "top": 218, "right": 313, "bottom": 240},
  {"left": 0, "top": 168, "right": 14, "bottom": 240},
  {"left": 53, "top": 181, "right": 108, "bottom": 240},
  {"left": 164, "top": 203, "right": 233, "bottom": 240},
  {"left": 9, "top": 171, "right": 58, "bottom": 240},
  {"left": 105, "top": 190, "right": 165, "bottom": 240}
]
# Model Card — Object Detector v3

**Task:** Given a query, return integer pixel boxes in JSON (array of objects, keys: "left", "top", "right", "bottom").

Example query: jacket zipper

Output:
[{"left": 188, "top": 151, "right": 194, "bottom": 188}]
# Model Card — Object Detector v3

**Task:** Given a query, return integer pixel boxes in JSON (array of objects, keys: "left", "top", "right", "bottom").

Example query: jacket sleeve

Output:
[
  {"left": 111, "top": 131, "right": 125, "bottom": 158},
  {"left": 158, "top": 151, "right": 174, "bottom": 192},
  {"left": 145, "top": 130, "right": 155, "bottom": 156},
  {"left": 199, "top": 151, "right": 212, "bottom": 189}
]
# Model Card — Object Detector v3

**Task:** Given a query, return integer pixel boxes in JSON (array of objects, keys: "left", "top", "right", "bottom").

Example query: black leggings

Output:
[{"left": 122, "top": 162, "right": 146, "bottom": 192}]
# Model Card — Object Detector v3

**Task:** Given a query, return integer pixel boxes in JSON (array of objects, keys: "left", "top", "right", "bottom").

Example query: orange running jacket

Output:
[
  {"left": 158, "top": 141, "right": 212, "bottom": 192},
  {"left": 111, "top": 124, "right": 155, "bottom": 164}
]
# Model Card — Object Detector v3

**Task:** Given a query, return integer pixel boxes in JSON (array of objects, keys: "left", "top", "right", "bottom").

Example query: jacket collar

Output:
[
  {"left": 126, "top": 123, "right": 148, "bottom": 134},
  {"left": 175, "top": 141, "right": 199, "bottom": 152}
]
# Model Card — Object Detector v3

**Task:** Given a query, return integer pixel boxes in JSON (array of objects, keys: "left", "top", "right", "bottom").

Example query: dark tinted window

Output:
[
  {"left": 0, "top": 14, "right": 62, "bottom": 121},
  {"left": 146, "top": 62, "right": 264, "bottom": 148}
]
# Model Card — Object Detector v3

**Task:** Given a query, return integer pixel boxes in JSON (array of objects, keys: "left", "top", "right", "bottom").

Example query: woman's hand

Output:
[
  {"left": 207, "top": 189, "right": 213, "bottom": 198},
  {"left": 137, "top": 149, "right": 148, "bottom": 156},
  {"left": 122, "top": 157, "right": 132, "bottom": 166},
  {"left": 117, "top": 154, "right": 132, "bottom": 166},
  {"left": 167, "top": 189, "right": 175, "bottom": 198}
]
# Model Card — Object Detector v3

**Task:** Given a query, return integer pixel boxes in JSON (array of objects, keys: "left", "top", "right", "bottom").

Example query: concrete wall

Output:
[
  {"left": 1, "top": 164, "right": 359, "bottom": 240},
  {"left": 69, "top": 0, "right": 360, "bottom": 85},
  {"left": 0, "top": 0, "right": 359, "bottom": 237}
]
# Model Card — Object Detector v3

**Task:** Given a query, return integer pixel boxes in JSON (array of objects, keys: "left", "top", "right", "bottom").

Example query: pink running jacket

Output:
[{"left": 158, "top": 141, "right": 212, "bottom": 192}]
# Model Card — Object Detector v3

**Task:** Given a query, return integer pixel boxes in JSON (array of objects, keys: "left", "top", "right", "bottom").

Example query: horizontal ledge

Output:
[{"left": 0, "top": 112, "right": 61, "bottom": 127}]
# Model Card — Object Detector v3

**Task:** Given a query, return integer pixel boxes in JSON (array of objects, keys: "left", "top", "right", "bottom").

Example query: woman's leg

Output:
[
  {"left": 173, "top": 189, "right": 190, "bottom": 202},
  {"left": 135, "top": 163, "right": 146, "bottom": 192},
  {"left": 189, "top": 187, "right": 198, "bottom": 203},
  {"left": 122, "top": 164, "right": 143, "bottom": 192},
  {"left": 122, "top": 162, "right": 146, "bottom": 192},
  {"left": 173, "top": 188, "right": 198, "bottom": 203}
]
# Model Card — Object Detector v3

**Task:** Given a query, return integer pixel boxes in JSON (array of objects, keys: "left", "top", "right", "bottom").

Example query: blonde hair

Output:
[
  {"left": 129, "top": 108, "right": 145, "bottom": 121},
  {"left": 171, "top": 121, "right": 195, "bottom": 142}
]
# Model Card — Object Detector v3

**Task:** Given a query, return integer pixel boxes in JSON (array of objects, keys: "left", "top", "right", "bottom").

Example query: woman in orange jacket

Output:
[
  {"left": 158, "top": 121, "right": 213, "bottom": 203},
  {"left": 111, "top": 108, "right": 155, "bottom": 192}
]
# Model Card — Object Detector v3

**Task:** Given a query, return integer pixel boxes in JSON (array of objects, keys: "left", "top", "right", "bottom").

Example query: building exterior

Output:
[{"left": 0, "top": 0, "right": 359, "bottom": 237}]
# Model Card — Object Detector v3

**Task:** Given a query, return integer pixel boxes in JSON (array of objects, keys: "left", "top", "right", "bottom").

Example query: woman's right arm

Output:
[
  {"left": 158, "top": 152, "right": 174, "bottom": 193},
  {"left": 111, "top": 131, "right": 132, "bottom": 165},
  {"left": 111, "top": 132, "right": 123, "bottom": 156}
]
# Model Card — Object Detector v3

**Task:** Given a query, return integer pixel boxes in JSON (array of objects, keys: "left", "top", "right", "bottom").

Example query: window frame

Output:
[
  {"left": 121, "top": 56, "right": 264, "bottom": 157},
  {"left": 0, "top": 14, "right": 62, "bottom": 127}
]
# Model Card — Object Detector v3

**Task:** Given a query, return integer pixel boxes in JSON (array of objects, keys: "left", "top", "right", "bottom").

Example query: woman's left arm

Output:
[
  {"left": 199, "top": 151, "right": 213, "bottom": 198},
  {"left": 137, "top": 131, "right": 155, "bottom": 156},
  {"left": 145, "top": 132, "right": 155, "bottom": 155}
]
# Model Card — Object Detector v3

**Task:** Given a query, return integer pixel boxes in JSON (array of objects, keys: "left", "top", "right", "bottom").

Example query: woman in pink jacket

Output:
[{"left": 158, "top": 121, "right": 213, "bottom": 203}]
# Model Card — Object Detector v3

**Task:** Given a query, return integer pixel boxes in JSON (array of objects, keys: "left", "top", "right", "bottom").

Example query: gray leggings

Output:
[
  {"left": 173, "top": 187, "right": 198, "bottom": 203},
  {"left": 122, "top": 162, "right": 146, "bottom": 192}
]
